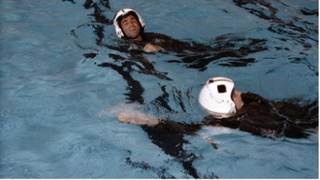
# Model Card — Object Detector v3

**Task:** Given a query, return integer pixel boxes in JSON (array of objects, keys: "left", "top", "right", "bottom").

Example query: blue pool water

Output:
[{"left": 0, "top": 0, "right": 318, "bottom": 178}]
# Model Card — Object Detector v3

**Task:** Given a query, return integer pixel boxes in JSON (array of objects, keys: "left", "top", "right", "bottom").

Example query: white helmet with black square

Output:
[{"left": 199, "top": 77, "right": 237, "bottom": 118}]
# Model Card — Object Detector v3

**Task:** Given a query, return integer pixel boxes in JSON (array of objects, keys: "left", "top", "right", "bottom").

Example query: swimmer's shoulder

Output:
[
  {"left": 241, "top": 92, "right": 274, "bottom": 112},
  {"left": 143, "top": 32, "right": 173, "bottom": 41},
  {"left": 241, "top": 92, "right": 269, "bottom": 105},
  {"left": 143, "top": 32, "right": 212, "bottom": 53}
]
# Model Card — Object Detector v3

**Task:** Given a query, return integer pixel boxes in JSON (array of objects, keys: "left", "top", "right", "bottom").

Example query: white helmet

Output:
[
  {"left": 198, "top": 77, "right": 237, "bottom": 119},
  {"left": 113, "top": 8, "right": 145, "bottom": 39}
]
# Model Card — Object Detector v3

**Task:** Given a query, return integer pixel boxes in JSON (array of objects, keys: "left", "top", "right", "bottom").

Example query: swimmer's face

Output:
[
  {"left": 232, "top": 90, "right": 244, "bottom": 111},
  {"left": 120, "top": 14, "right": 141, "bottom": 40}
]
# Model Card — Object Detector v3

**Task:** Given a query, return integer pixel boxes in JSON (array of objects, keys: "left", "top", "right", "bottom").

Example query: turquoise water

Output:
[{"left": 0, "top": 0, "right": 318, "bottom": 178}]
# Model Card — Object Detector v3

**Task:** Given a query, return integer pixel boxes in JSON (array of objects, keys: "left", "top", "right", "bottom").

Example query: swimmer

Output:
[
  {"left": 114, "top": 8, "right": 163, "bottom": 53},
  {"left": 117, "top": 77, "right": 318, "bottom": 139},
  {"left": 116, "top": 76, "right": 317, "bottom": 178},
  {"left": 113, "top": 8, "right": 214, "bottom": 54}
]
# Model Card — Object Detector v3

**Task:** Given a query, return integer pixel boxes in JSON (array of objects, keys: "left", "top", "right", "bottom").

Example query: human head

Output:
[
  {"left": 113, "top": 8, "right": 145, "bottom": 40},
  {"left": 198, "top": 77, "right": 243, "bottom": 119}
]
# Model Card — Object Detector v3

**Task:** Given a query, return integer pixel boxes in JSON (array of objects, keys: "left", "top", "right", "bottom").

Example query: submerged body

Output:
[
  {"left": 203, "top": 92, "right": 317, "bottom": 138},
  {"left": 118, "top": 92, "right": 318, "bottom": 139},
  {"left": 130, "top": 32, "right": 211, "bottom": 53},
  {"left": 117, "top": 92, "right": 317, "bottom": 178}
]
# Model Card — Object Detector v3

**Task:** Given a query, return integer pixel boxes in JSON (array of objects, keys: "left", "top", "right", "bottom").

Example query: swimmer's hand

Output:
[
  {"left": 143, "top": 43, "right": 164, "bottom": 53},
  {"left": 117, "top": 110, "right": 160, "bottom": 126}
]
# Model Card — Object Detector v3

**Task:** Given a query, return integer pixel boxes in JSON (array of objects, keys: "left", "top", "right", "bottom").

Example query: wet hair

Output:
[{"left": 116, "top": 11, "right": 144, "bottom": 39}]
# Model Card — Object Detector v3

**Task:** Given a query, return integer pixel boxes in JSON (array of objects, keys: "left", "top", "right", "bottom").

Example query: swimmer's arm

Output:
[
  {"left": 117, "top": 110, "right": 160, "bottom": 126},
  {"left": 117, "top": 109, "right": 201, "bottom": 133},
  {"left": 143, "top": 43, "right": 164, "bottom": 53}
]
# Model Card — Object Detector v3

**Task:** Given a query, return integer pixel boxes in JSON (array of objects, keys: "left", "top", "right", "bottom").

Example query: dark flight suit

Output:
[{"left": 142, "top": 93, "right": 317, "bottom": 177}]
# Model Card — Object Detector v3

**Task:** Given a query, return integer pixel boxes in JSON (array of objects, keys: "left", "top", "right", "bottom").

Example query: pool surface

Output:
[{"left": 0, "top": 0, "right": 318, "bottom": 178}]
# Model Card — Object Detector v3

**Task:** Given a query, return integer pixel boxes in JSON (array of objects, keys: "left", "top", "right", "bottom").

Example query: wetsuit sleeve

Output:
[
  {"left": 240, "top": 93, "right": 310, "bottom": 138},
  {"left": 142, "top": 120, "right": 201, "bottom": 135},
  {"left": 142, "top": 32, "right": 211, "bottom": 53},
  {"left": 140, "top": 120, "right": 202, "bottom": 178},
  {"left": 272, "top": 100, "right": 318, "bottom": 129}
]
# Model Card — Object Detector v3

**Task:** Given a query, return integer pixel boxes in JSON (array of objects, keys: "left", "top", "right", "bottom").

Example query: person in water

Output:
[
  {"left": 115, "top": 76, "right": 317, "bottom": 178},
  {"left": 117, "top": 77, "right": 318, "bottom": 139},
  {"left": 113, "top": 8, "right": 218, "bottom": 54},
  {"left": 113, "top": 8, "right": 162, "bottom": 53}
]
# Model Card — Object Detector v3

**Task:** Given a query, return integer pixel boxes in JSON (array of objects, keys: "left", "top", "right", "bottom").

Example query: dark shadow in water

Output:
[
  {"left": 141, "top": 122, "right": 203, "bottom": 178},
  {"left": 171, "top": 86, "right": 189, "bottom": 113},
  {"left": 301, "top": 8, "right": 318, "bottom": 16},
  {"left": 219, "top": 58, "right": 256, "bottom": 67},
  {"left": 150, "top": 85, "right": 194, "bottom": 114},
  {"left": 97, "top": 62, "right": 145, "bottom": 104},
  {"left": 101, "top": 44, "right": 173, "bottom": 80},
  {"left": 151, "top": 85, "right": 177, "bottom": 113},
  {"left": 97, "top": 51, "right": 172, "bottom": 103},
  {"left": 125, "top": 156, "right": 176, "bottom": 178},
  {"left": 68, "top": 0, "right": 112, "bottom": 49},
  {"left": 174, "top": 36, "right": 267, "bottom": 71},
  {"left": 83, "top": 0, "right": 112, "bottom": 46},
  {"left": 62, "top": 0, "right": 75, "bottom": 4},
  {"left": 83, "top": 52, "right": 98, "bottom": 59}
]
